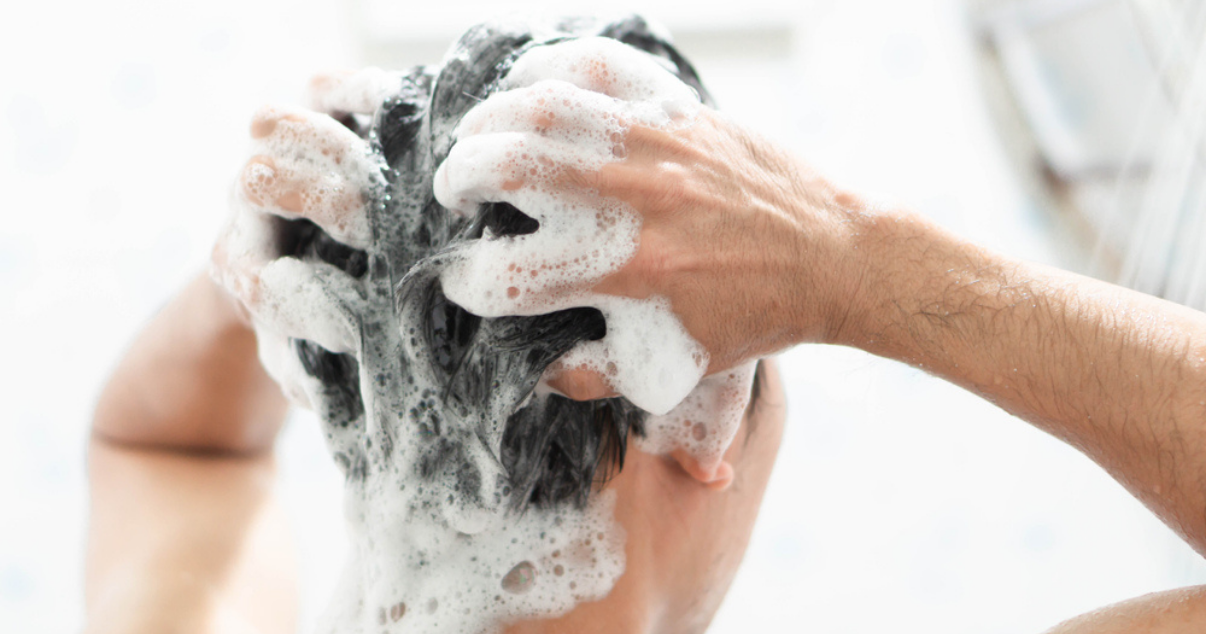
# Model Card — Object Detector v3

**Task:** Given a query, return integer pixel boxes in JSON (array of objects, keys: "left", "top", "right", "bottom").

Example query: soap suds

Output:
[
  {"left": 216, "top": 14, "right": 752, "bottom": 634},
  {"left": 433, "top": 39, "right": 706, "bottom": 415},
  {"left": 243, "top": 104, "right": 378, "bottom": 248},
  {"left": 638, "top": 362, "right": 758, "bottom": 475},
  {"left": 310, "top": 67, "right": 407, "bottom": 117}
]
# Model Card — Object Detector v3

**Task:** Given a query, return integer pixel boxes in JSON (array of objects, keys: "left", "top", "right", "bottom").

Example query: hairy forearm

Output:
[
  {"left": 93, "top": 273, "right": 288, "bottom": 453},
  {"left": 833, "top": 210, "right": 1206, "bottom": 554}
]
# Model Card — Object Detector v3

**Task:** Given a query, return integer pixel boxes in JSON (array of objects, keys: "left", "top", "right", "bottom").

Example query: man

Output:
[
  {"left": 88, "top": 17, "right": 1206, "bottom": 634},
  {"left": 87, "top": 16, "right": 787, "bottom": 634}
]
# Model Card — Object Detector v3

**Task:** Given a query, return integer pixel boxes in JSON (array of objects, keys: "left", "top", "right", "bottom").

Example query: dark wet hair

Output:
[{"left": 286, "top": 15, "right": 748, "bottom": 512}]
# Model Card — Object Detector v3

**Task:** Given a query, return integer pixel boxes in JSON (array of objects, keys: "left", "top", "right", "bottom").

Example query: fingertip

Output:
[
  {"left": 250, "top": 109, "right": 277, "bottom": 139},
  {"left": 545, "top": 367, "right": 616, "bottom": 401},
  {"left": 308, "top": 68, "right": 398, "bottom": 116},
  {"left": 308, "top": 70, "right": 352, "bottom": 105},
  {"left": 249, "top": 105, "right": 305, "bottom": 139}
]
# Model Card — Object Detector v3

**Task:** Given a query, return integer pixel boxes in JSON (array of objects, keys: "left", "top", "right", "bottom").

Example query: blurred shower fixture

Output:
[{"left": 970, "top": 0, "right": 1206, "bottom": 308}]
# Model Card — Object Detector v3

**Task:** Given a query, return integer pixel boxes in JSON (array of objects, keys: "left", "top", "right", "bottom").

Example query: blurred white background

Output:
[{"left": 2, "top": 0, "right": 1204, "bottom": 632}]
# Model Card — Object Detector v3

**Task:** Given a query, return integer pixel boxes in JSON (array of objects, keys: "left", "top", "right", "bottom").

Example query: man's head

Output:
[{"left": 268, "top": 14, "right": 783, "bottom": 633}]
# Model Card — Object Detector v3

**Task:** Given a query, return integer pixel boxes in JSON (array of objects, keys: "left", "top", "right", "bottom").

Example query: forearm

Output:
[
  {"left": 85, "top": 441, "right": 297, "bottom": 634},
  {"left": 833, "top": 210, "right": 1206, "bottom": 553},
  {"left": 93, "top": 272, "right": 288, "bottom": 453},
  {"left": 87, "top": 273, "right": 297, "bottom": 631},
  {"left": 1044, "top": 585, "right": 1206, "bottom": 633}
]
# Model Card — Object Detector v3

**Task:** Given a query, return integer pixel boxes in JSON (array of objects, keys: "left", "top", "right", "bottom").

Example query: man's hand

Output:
[
  {"left": 92, "top": 69, "right": 398, "bottom": 452},
  {"left": 438, "top": 36, "right": 1206, "bottom": 573},
  {"left": 210, "top": 69, "right": 399, "bottom": 408},
  {"left": 434, "top": 39, "right": 869, "bottom": 401},
  {"left": 87, "top": 69, "right": 399, "bottom": 634}
]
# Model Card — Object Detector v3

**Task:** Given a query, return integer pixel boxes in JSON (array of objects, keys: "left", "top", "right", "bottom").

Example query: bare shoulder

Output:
[{"left": 1045, "top": 586, "right": 1206, "bottom": 634}]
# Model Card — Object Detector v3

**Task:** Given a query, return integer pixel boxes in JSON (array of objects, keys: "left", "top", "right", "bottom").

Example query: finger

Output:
[
  {"left": 438, "top": 209, "right": 636, "bottom": 318},
  {"left": 252, "top": 257, "right": 360, "bottom": 356},
  {"left": 237, "top": 153, "right": 367, "bottom": 244},
  {"left": 542, "top": 363, "right": 617, "bottom": 401},
  {"left": 435, "top": 130, "right": 641, "bottom": 215},
  {"left": 573, "top": 297, "right": 708, "bottom": 416},
  {"left": 435, "top": 131, "right": 627, "bottom": 215},
  {"left": 211, "top": 188, "right": 278, "bottom": 314},
  {"left": 308, "top": 67, "right": 402, "bottom": 115},
  {"left": 455, "top": 80, "right": 629, "bottom": 145},
  {"left": 255, "top": 329, "right": 315, "bottom": 410},
  {"left": 244, "top": 105, "right": 381, "bottom": 248},
  {"left": 504, "top": 37, "right": 698, "bottom": 104},
  {"left": 433, "top": 132, "right": 538, "bottom": 215},
  {"left": 212, "top": 193, "right": 362, "bottom": 358},
  {"left": 437, "top": 179, "right": 642, "bottom": 316}
]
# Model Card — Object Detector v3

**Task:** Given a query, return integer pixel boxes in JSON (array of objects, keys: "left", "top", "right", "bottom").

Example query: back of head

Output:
[{"left": 267, "top": 14, "right": 718, "bottom": 634}]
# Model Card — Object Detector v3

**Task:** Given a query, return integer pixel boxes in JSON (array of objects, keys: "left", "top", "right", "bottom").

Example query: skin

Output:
[
  {"left": 519, "top": 108, "right": 1206, "bottom": 632},
  {"left": 89, "top": 68, "right": 787, "bottom": 632},
  {"left": 541, "top": 108, "right": 1206, "bottom": 562},
  {"left": 86, "top": 273, "right": 785, "bottom": 634},
  {"left": 87, "top": 47, "right": 1206, "bottom": 632},
  {"left": 424, "top": 43, "right": 1206, "bottom": 630},
  {"left": 505, "top": 363, "right": 785, "bottom": 634},
  {"left": 89, "top": 275, "right": 295, "bottom": 634}
]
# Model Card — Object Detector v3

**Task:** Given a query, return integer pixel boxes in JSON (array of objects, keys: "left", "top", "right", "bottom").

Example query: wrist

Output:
[
  {"left": 826, "top": 205, "right": 1040, "bottom": 383},
  {"left": 819, "top": 204, "right": 963, "bottom": 356},
  {"left": 792, "top": 193, "right": 906, "bottom": 350}
]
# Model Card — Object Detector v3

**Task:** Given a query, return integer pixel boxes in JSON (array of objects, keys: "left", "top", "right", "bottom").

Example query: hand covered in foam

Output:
[
  {"left": 434, "top": 38, "right": 710, "bottom": 418},
  {"left": 436, "top": 37, "right": 846, "bottom": 477},
  {"left": 437, "top": 33, "right": 866, "bottom": 369},
  {"left": 211, "top": 70, "right": 398, "bottom": 407},
  {"left": 207, "top": 38, "right": 638, "bottom": 632}
]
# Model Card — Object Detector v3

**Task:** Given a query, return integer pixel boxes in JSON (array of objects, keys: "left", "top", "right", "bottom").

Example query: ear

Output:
[{"left": 670, "top": 449, "right": 735, "bottom": 491}]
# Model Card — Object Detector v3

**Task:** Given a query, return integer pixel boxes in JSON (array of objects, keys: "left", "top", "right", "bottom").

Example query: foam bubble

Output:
[{"left": 321, "top": 484, "right": 627, "bottom": 634}]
